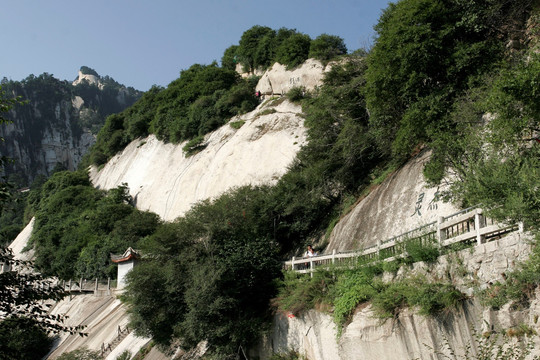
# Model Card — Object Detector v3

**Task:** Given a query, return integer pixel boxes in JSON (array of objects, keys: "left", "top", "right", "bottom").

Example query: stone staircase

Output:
[{"left": 100, "top": 325, "right": 131, "bottom": 357}]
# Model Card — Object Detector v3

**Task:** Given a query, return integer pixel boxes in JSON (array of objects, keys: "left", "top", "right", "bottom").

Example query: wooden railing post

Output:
[
  {"left": 309, "top": 258, "right": 314, "bottom": 278},
  {"left": 291, "top": 256, "right": 295, "bottom": 271},
  {"left": 332, "top": 249, "right": 336, "bottom": 265},
  {"left": 94, "top": 278, "right": 98, "bottom": 295},
  {"left": 107, "top": 278, "right": 111, "bottom": 295}
]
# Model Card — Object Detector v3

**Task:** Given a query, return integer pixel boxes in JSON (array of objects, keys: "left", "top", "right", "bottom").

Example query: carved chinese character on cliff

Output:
[
  {"left": 411, "top": 192, "right": 425, "bottom": 217},
  {"left": 428, "top": 186, "right": 441, "bottom": 211}
]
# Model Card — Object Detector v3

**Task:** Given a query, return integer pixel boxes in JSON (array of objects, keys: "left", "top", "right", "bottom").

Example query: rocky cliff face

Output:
[
  {"left": 89, "top": 60, "right": 329, "bottom": 221},
  {"left": 256, "top": 59, "right": 332, "bottom": 95},
  {"left": 257, "top": 232, "right": 538, "bottom": 360},
  {"left": 0, "top": 69, "right": 142, "bottom": 185},
  {"left": 326, "top": 150, "right": 460, "bottom": 253},
  {"left": 7, "top": 60, "right": 327, "bottom": 358},
  {"left": 90, "top": 99, "right": 307, "bottom": 221},
  {"left": 252, "top": 146, "right": 537, "bottom": 359},
  {"left": 10, "top": 59, "right": 533, "bottom": 360}
]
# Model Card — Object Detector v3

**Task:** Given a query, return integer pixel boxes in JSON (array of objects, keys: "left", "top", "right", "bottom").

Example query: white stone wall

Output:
[{"left": 117, "top": 260, "right": 135, "bottom": 289}]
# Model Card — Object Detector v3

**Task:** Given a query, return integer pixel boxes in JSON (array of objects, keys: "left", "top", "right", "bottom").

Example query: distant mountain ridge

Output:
[{"left": 0, "top": 67, "right": 142, "bottom": 186}]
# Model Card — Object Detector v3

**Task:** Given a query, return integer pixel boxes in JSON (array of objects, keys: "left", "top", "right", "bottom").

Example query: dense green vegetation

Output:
[
  {"left": 27, "top": 171, "right": 160, "bottom": 280},
  {"left": 0, "top": 316, "right": 53, "bottom": 360},
  {"left": 229, "top": 26, "right": 347, "bottom": 72},
  {"left": 124, "top": 186, "right": 281, "bottom": 354},
  {"left": 82, "top": 63, "right": 260, "bottom": 166},
  {"left": 0, "top": 180, "right": 27, "bottom": 247},
  {"left": 2, "top": 0, "right": 540, "bottom": 357},
  {"left": 365, "top": 0, "right": 533, "bottom": 162}
]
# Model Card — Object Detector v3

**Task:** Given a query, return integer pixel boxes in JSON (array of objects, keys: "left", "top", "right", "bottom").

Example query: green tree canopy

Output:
[
  {"left": 125, "top": 186, "right": 281, "bottom": 354},
  {"left": 237, "top": 25, "right": 275, "bottom": 72},
  {"left": 364, "top": 0, "right": 507, "bottom": 161},
  {"left": 275, "top": 33, "right": 312, "bottom": 69},
  {"left": 221, "top": 45, "right": 239, "bottom": 70},
  {"left": 79, "top": 66, "right": 99, "bottom": 77},
  {"left": 309, "top": 34, "right": 347, "bottom": 62},
  {"left": 29, "top": 171, "right": 159, "bottom": 279}
]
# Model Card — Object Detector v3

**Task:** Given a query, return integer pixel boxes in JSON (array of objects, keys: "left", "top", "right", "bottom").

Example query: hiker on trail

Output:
[{"left": 304, "top": 245, "right": 316, "bottom": 257}]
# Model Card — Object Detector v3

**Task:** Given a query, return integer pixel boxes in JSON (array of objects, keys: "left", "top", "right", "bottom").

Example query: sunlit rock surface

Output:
[
  {"left": 326, "top": 150, "right": 460, "bottom": 253},
  {"left": 90, "top": 99, "right": 306, "bottom": 221},
  {"left": 256, "top": 59, "right": 332, "bottom": 95}
]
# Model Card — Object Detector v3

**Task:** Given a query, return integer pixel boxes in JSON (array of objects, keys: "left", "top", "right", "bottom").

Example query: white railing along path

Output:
[{"left": 285, "top": 207, "right": 520, "bottom": 275}]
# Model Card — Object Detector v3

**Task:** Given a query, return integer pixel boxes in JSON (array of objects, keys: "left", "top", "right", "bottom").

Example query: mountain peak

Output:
[{"left": 73, "top": 66, "right": 101, "bottom": 87}]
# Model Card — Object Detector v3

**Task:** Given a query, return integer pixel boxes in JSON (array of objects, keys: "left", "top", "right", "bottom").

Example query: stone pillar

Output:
[
  {"left": 475, "top": 209, "right": 484, "bottom": 245},
  {"left": 437, "top": 216, "right": 444, "bottom": 245}
]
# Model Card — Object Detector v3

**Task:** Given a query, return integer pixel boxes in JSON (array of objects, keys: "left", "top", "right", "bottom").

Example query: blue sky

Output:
[{"left": 1, "top": 0, "right": 390, "bottom": 91}]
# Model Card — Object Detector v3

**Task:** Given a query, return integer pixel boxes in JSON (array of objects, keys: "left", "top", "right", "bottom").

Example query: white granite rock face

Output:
[
  {"left": 72, "top": 70, "right": 102, "bottom": 89},
  {"left": 7, "top": 217, "right": 35, "bottom": 262},
  {"left": 256, "top": 59, "right": 332, "bottom": 95},
  {"left": 90, "top": 99, "right": 307, "bottom": 221},
  {"left": 326, "top": 150, "right": 460, "bottom": 253},
  {"left": 46, "top": 295, "right": 150, "bottom": 359},
  {"left": 0, "top": 97, "right": 95, "bottom": 183}
]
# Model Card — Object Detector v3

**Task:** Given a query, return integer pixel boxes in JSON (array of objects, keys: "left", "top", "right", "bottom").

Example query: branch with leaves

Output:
[{"left": 0, "top": 247, "right": 86, "bottom": 336}]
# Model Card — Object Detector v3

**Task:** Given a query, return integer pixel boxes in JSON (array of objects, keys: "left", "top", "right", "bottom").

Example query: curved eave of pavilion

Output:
[{"left": 111, "top": 253, "right": 140, "bottom": 263}]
